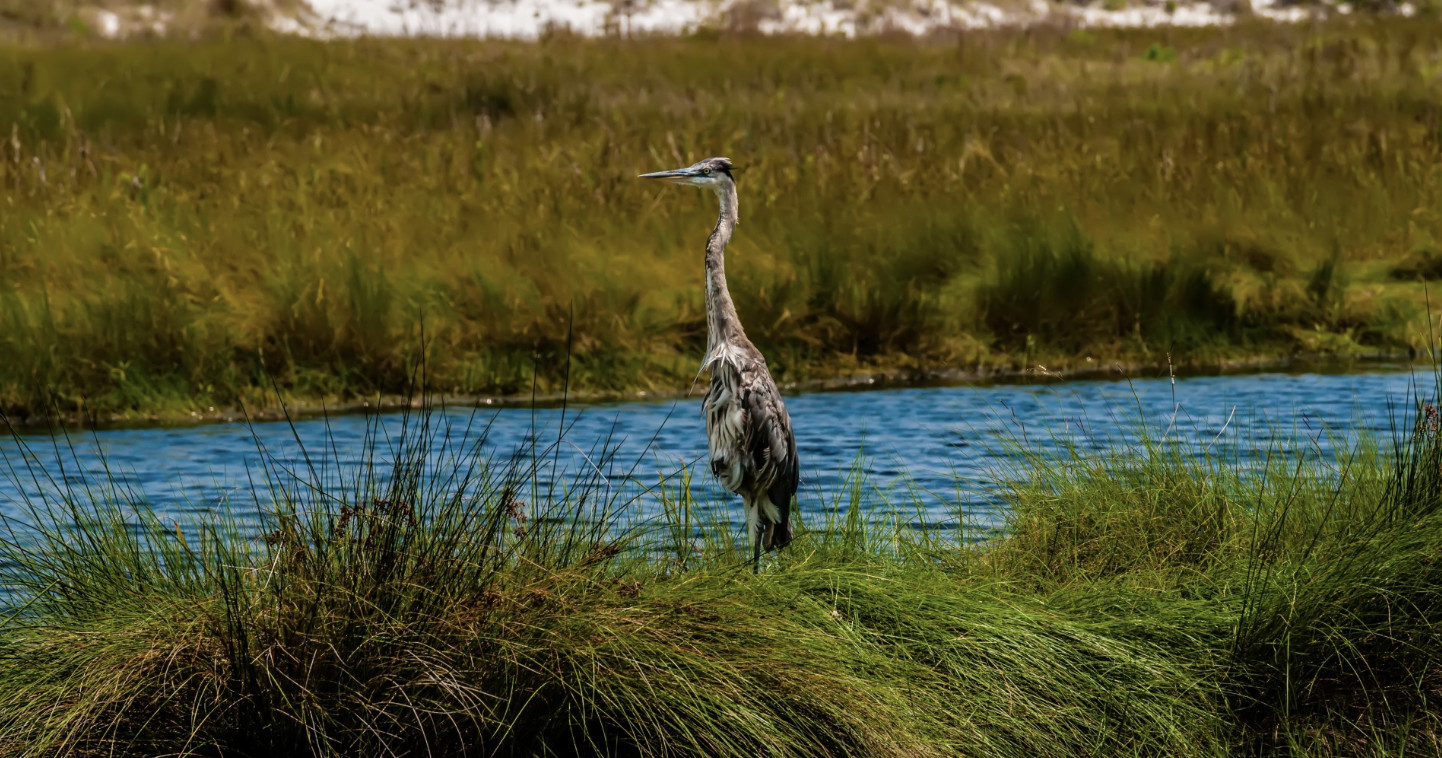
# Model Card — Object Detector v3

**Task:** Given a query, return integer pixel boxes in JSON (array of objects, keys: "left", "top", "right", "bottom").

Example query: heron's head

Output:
[{"left": 638, "top": 157, "right": 735, "bottom": 192}]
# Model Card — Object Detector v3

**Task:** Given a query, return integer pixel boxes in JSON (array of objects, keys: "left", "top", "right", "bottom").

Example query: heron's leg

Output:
[{"left": 752, "top": 523, "right": 764, "bottom": 573}]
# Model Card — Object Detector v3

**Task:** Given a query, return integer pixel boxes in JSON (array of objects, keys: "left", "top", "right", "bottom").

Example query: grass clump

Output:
[
  {"left": 3, "top": 21, "right": 1442, "bottom": 419},
  {"left": 977, "top": 219, "right": 1241, "bottom": 358},
  {"left": 4, "top": 371, "right": 1442, "bottom": 755},
  {"left": 0, "top": 400, "right": 1229, "bottom": 756},
  {"left": 993, "top": 382, "right": 1442, "bottom": 755}
]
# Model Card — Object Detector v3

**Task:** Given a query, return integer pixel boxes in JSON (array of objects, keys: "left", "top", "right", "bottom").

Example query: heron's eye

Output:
[{"left": 702, "top": 168, "right": 712, "bottom": 175}]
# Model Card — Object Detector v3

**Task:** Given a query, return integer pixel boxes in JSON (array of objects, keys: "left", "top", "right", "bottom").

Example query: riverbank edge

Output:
[{"left": 7, "top": 348, "right": 1415, "bottom": 431}]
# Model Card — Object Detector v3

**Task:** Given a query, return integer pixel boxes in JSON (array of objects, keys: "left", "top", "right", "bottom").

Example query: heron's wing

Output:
[
  {"left": 702, "top": 368, "right": 747, "bottom": 494},
  {"left": 740, "top": 363, "right": 800, "bottom": 509}
]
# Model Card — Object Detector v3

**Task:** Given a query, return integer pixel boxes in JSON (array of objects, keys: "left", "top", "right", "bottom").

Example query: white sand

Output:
[
  {"left": 290, "top": 0, "right": 1333, "bottom": 38},
  {"left": 86, "top": 0, "right": 1413, "bottom": 40}
]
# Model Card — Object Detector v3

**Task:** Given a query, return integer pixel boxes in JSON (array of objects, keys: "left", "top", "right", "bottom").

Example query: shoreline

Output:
[{"left": 9, "top": 349, "right": 1418, "bottom": 432}]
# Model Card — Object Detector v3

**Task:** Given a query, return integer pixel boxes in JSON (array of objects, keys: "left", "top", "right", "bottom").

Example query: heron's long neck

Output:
[{"left": 705, "top": 183, "right": 744, "bottom": 364}]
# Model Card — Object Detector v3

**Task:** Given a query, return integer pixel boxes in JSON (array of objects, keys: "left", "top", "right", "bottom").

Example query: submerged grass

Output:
[
  {"left": 3, "top": 20, "right": 1442, "bottom": 418},
  {"left": 2, "top": 367, "right": 1442, "bottom": 755}
]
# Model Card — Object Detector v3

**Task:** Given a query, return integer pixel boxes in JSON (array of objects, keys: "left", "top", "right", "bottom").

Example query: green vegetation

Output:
[
  {"left": 3, "top": 21, "right": 1442, "bottom": 420},
  {"left": 3, "top": 376, "right": 1442, "bottom": 756}
]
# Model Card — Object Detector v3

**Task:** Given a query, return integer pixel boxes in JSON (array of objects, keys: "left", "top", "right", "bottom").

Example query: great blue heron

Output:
[{"left": 640, "top": 157, "right": 800, "bottom": 570}]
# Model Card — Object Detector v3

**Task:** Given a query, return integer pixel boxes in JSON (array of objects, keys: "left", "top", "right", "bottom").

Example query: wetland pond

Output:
[{"left": 1, "top": 366, "right": 1435, "bottom": 540}]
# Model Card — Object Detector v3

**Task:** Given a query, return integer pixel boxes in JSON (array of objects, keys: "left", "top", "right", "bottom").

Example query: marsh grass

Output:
[
  {"left": 2, "top": 21, "right": 1442, "bottom": 419},
  {"left": 0, "top": 395, "right": 1227, "bottom": 757},
  {"left": 2, "top": 364, "right": 1442, "bottom": 755},
  {"left": 993, "top": 367, "right": 1442, "bottom": 755}
]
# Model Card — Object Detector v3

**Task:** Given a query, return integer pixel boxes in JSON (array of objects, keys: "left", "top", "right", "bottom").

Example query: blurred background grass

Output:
[{"left": 2, "top": 20, "right": 1441, "bottom": 418}]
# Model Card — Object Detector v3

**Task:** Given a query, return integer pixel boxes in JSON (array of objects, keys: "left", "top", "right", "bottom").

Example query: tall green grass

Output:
[
  {"left": 3, "top": 371, "right": 1442, "bottom": 755},
  {"left": 2, "top": 21, "right": 1441, "bottom": 419},
  {"left": 993, "top": 375, "right": 1442, "bottom": 755}
]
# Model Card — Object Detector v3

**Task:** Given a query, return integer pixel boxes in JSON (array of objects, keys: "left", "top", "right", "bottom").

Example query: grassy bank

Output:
[
  {"left": 3, "top": 22, "right": 1442, "bottom": 420},
  {"left": 2, "top": 377, "right": 1442, "bottom": 756}
]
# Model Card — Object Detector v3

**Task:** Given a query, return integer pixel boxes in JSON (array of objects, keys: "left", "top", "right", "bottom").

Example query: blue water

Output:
[{"left": 1, "top": 368, "right": 1434, "bottom": 538}]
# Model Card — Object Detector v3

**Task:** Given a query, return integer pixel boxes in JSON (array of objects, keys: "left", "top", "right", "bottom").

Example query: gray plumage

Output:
[{"left": 640, "top": 157, "right": 800, "bottom": 568}]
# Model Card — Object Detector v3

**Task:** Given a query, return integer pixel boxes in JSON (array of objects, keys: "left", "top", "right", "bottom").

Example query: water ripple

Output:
[{"left": 1, "top": 368, "right": 1433, "bottom": 537}]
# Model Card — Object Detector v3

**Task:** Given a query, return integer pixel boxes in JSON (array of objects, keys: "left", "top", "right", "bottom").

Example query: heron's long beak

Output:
[{"left": 638, "top": 167, "right": 699, "bottom": 184}]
